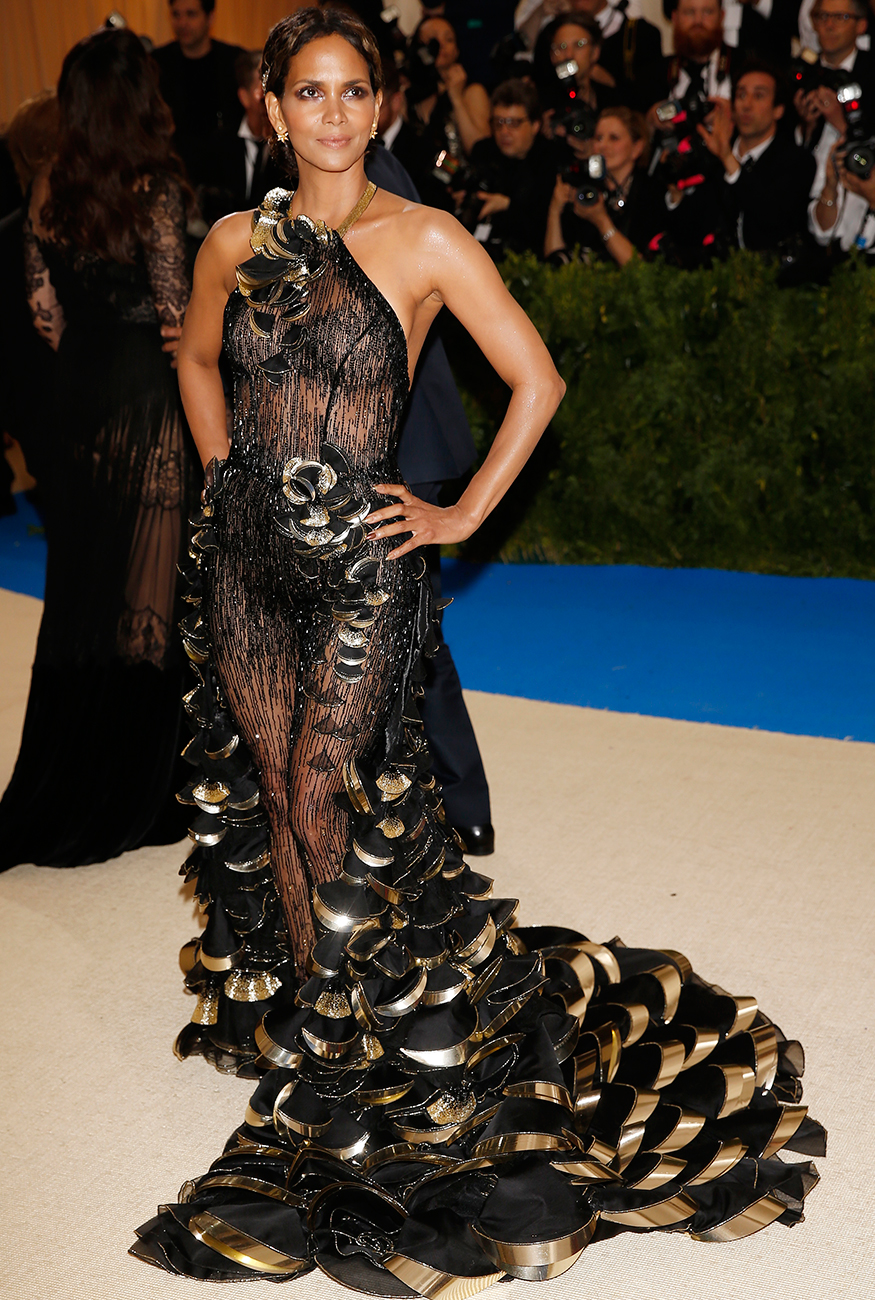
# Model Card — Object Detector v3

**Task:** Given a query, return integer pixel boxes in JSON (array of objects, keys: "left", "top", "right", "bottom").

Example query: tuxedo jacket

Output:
[
  {"left": 721, "top": 131, "right": 816, "bottom": 250},
  {"left": 365, "top": 145, "right": 476, "bottom": 485},
  {"left": 199, "top": 132, "right": 290, "bottom": 225}
]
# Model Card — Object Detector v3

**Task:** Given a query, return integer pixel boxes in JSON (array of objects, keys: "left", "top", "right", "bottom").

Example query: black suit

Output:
[
  {"left": 152, "top": 39, "right": 244, "bottom": 189},
  {"left": 200, "top": 132, "right": 290, "bottom": 225},
  {"left": 365, "top": 145, "right": 491, "bottom": 827},
  {"left": 721, "top": 131, "right": 815, "bottom": 250}
]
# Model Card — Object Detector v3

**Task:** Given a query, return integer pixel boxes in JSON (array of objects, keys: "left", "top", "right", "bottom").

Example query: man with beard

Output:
[
  {"left": 662, "top": 0, "right": 799, "bottom": 65},
  {"left": 665, "top": 0, "right": 735, "bottom": 102}
]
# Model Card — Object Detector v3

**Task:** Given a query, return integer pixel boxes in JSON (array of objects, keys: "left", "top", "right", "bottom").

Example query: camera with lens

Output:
[
  {"left": 835, "top": 82, "right": 875, "bottom": 180},
  {"left": 550, "top": 59, "right": 599, "bottom": 144},
  {"left": 562, "top": 153, "right": 607, "bottom": 207},
  {"left": 790, "top": 49, "right": 848, "bottom": 97},
  {"left": 649, "top": 85, "right": 714, "bottom": 185},
  {"left": 454, "top": 162, "right": 506, "bottom": 232}
]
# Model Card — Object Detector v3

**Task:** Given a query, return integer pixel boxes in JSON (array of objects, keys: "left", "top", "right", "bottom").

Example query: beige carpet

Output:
[{"left": 1, "top": 586, "right": 873, "bottom": 1300}]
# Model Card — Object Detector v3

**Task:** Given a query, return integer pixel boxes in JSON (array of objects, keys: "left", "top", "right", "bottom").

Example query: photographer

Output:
[
  {"left": 461, "top": 80, "right": 558, "bottom": 257},
  {"left": 664, "top": 0, "right": 735, "bottom": 104},
  {"left": 794, "top": 0, "right": 875, "bottom": 182},
  {"left": 809, "top": 136, "right": 875, "bottom": 250},
  {"left": 697, "top": 65, "right": 816, "bottom": 249},
  {"left": 534, "top": 14, "right": 621, "bottom": 156},
  {"left": 408, "top": 16, "right": 490, "bottom": 154},
  {"left": 544, "top": 107, "right": 663, "bottom": 265}
]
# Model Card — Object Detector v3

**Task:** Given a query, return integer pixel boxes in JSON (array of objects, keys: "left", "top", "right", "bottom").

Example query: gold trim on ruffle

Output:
[
  {"left": 254, "top": 1020, "right": 304, "bottom": 1070},
  {"left": 471, "top": 1213, "right": 596, "bottom": 1283},
  {"left": 601, "top": 1192, "right": 698, "bottom": 1229},
  {"left": 188, "top": 1211, "right": 309, "bottom": 1275},
  {"left": 690, "top": 1193, "right": 788, "bottom": 1242},
  {"left": 381, "top": 1253, "right": 504, "bottom": 1300}
]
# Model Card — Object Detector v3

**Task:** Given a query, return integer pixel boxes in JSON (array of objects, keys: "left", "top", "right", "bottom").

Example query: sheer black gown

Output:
[
  {"left": 132, "top": 187, "right": 824, "bottom": 1292},
  {"left": 0, "top": 176, "right": 191, "bottom": 870}
]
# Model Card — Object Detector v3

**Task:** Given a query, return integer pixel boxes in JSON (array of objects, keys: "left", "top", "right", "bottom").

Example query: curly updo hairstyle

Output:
[{"left": 261, "top": 6, "right": 384, "bottom": 181}]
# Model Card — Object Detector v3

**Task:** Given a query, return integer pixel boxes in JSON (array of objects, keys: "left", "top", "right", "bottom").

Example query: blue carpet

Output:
[
  {"left": 441, "top": 559, "right": 875, "bottom": 743},
  {"left": 0, "top": 494, "right": 46, "bottom": 600},
  {"left": 3, "top": 495, "right": 872, "bottom": 741}
]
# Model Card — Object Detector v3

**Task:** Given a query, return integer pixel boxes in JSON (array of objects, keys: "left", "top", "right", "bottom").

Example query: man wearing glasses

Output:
[
  {"left": 795, "top": 1, "right": 875, "bottom": 182},
  {"left": 463, "top": 80, "right": 557, "bottom": 257},
  {"left": 798, "top": 0, "right": 875, "bottom": 247}
]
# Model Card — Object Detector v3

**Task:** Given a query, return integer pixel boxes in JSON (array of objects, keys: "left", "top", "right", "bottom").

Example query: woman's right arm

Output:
[
  {"left": 177, "top": 216, "right": 246, "bottom": 468},
  {"left": 24, "top": 177, "right": 65, "bottom": 350}
]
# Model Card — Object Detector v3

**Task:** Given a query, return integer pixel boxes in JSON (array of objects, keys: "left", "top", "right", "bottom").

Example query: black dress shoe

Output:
[{"left": 453, "top": 824, "right": 495, "bottom": 856}]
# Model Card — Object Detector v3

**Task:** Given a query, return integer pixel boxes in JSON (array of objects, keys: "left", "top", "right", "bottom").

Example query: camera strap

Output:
[{"left": 622, "top": 20, "right": 638, "bottom": 84}]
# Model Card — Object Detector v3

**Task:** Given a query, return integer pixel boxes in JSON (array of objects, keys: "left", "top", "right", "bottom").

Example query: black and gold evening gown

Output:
[
  {"left": 0, "top": 175, "right": 192, "bottom": 869},
  {"left": 132, "top": 186, "right": 825, "bottom": 1292}
]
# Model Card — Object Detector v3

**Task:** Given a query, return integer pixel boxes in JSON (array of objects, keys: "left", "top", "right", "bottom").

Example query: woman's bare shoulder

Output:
[
  {"left": 376, "top": 192, "right": 472, "bottom": 254},
  {"left": 203, "top": 209, "right": 255, "bottom": 258},
  {"left": 194, "top": 209, "right": 256, "bottom": 288}
]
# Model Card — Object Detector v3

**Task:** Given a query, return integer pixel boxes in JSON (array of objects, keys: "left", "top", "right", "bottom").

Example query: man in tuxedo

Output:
[
  {"left": 665, "top": 0, "right": 737, "bottom": 101},
  {"left": 200, "top": 51, "right": 289, "bottom": 222},
  {"left": 799, "top": 0, "right": 875, "bottom": 246},
  {"left": 795, "top": 0, "right": 875, "bottom": 197},
  {"left": 152, "top": 0, "right": 244, "bottom": 191},
  {"left": 699, "top": 64, "right": 816, "bottom": 246}
]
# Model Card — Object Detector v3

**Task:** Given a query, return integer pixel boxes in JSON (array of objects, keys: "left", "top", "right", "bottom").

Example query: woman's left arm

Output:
[{"left": 369, "top": 212, "right": 565, "bottom": 558}]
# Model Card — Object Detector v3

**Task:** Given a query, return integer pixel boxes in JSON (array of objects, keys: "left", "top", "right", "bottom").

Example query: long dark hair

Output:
[
  {"left": 261, "top": 6, "right": 384, "bottom": 179},
  {"left": 46, "top": 28, "right": 189, "bottom": 262}
]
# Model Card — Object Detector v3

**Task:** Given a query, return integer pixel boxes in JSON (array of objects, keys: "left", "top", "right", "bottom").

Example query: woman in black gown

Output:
[
  {"left": 0, "top": 29, "right": 192, "bottom": 869},
  {"left": 132, "top": 9, "right": 824, "bottom": 1291}
]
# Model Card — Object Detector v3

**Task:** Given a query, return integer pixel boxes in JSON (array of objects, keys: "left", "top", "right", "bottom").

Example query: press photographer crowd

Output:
[{"left": 4, "top": 0, "right": 875, "bottom": 278}]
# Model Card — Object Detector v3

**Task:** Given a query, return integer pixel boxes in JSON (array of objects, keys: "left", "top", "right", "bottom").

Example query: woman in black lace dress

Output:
[
  {"left": 0, "top": 29, "right": 192, "bottom": 869},
  {"left": 132, "top": 9, "right": 824, "bottom": 1291}
]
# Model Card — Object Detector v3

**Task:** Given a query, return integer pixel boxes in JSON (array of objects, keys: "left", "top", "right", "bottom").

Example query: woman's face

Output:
[
  {"left": 549, "top": 22, "right": 598, "bottom": 78},
  {"left": 419, "top": 19, "right": 460, "bottom": 71},
  {"left": 594, "top": 115, "right": 642, "bottom": 172},
  {"left": 267, "top": 34, "right": 379, "bottom": 175}
]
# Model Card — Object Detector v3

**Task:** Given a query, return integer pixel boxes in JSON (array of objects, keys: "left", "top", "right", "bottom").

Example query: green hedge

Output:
[{"left": 449, "top": 251, "right": 875, "bottom": 577}]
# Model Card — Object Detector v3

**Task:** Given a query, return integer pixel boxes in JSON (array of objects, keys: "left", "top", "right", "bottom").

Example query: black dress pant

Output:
[{"left": 411, "top": 480, "right": 491, "bottom": 827}]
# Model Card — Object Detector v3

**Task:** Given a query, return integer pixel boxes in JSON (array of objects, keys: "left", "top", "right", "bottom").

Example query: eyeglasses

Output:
[
  {"left": 491, "top": 115, "right": 530, "bottom": 128},
  {"left": 551, "top": 38, "right": 590, "bottom": 53},
  {"left": 811, "top": 11, "right": 859, "bottom": 22}
]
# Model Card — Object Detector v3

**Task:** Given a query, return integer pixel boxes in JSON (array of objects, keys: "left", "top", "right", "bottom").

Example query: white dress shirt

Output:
[{"left": 238, "top": 117, "right": 264, "bottom": 201}]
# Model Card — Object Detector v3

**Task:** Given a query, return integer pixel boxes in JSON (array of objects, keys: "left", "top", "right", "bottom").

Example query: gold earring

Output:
[
  {"left": 370, "top": 120, "right": 378, "bottom": 139},
  {"left": 276, "top": 125, "right": 289, "bottom": 144}
]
